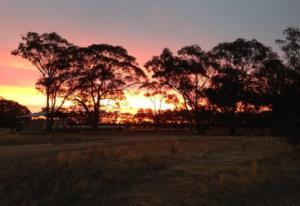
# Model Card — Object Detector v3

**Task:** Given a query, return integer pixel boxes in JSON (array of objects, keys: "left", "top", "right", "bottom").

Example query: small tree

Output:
[
  {"left": 142, "top": 81, "right": 168, "bottom": 130},
  {"left": 0, "top": 97, "right": 30, "bottom": 128}
]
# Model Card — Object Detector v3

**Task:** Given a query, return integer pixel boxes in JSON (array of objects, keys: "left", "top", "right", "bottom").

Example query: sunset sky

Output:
[{"left": 0, "top": 0, "right": 299, "bottom": 112}]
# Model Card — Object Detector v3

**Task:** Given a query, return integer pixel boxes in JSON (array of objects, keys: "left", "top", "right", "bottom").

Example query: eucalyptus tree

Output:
[
  {"left": 207, "top": 39, "right": 276, "bottom": 134},
  {"left": 12, "top": 32, "right": 73, "bottom": 131},
  {"left": 274, "top": 27, "right": 300, "bottom": 144},
  {"left": 255, "top": 28, "right": 300, "bottom": 144},
  {"left": 70, "top": 44, "right": 146, "bottom": 129},
  {"left": 145, "top": 45, "right": 211, "bottom": 133},
  {"left": 276, "top": 27, "right": 300, "bottom": 72}
]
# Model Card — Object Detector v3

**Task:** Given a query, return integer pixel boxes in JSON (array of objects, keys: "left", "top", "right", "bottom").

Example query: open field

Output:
[{"left": 0, "top": 130, "right": 299, "bottom": 206}]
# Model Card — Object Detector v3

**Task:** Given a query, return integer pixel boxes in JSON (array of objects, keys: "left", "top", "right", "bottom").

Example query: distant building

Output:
[{"left": 18, "top": 112, "right": 68, "bottom": 131}]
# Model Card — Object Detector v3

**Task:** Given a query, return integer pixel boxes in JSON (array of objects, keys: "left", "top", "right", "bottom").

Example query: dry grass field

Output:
[{"left": 0, "top": 129, "right": 299, "bottom": 206}]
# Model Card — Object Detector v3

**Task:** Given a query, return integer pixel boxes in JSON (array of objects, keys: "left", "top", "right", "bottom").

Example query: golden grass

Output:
[{"left": 0, "top": 132, "right": 299, "bottom": 206}]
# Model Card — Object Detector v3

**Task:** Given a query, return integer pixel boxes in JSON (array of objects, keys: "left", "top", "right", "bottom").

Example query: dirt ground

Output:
[{"left": 0, "top": 130, "right": 299, "bottom": 206}]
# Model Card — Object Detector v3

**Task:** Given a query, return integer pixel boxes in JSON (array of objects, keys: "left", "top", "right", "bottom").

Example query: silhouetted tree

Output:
[
  {"left": 142, "top": 81, "right": 168, "bottom": 130},
  {"left": 159, "top": 109, "right": 191, "bottom": 127},
  {"left": 100, "top": 111, "right": 120, "bottom": 124},
  {"left": 12, "top": 32, "right": 72, "bottom": 132},
  {"left": 207, "top": 39, "right": 276, "bottom": 134},
  {"left": 206, "top": 68, "right": 243, "bottom": 134},
  {"left": 276, "top": 27, "right": 300, "bottom": 72},
  {"left": 0, "top": 97, "right": 30, "bottom": 128},
  {"left": 270, "top": 27, "right": 300, "bottom": 145},
  {"left": 70, "top": 44, "right": 145, "bottom": 129},
  {"left": 134, "top": 108, "right": 154, "bottom": 125},
  {"left": 116, "top": 112, "right": 135, "bottom": 126},
  {"left": 145, "top": 45, "right": 211, "bottom": 134}
]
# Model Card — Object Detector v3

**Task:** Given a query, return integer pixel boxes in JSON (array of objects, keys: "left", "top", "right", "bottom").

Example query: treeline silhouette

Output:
[
  {"left": 0, "top": 97, "right": 30, "bottom": 128},
  {"left": 7, "top": 27, "right": 299, "bottom": 144},
  {"left": 63, "top": 108, "right": 273, "bottom": 133}
]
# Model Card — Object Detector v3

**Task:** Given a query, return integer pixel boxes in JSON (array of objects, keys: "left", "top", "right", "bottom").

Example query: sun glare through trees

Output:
[{"left": 0, "top": 1, "right": 299, "bottom": 205}]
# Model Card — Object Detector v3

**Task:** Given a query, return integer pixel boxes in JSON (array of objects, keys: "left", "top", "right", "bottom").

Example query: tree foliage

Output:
[
  {"left": 206, "top": 39, "right": 276, "bottom": 134},
  {"left": 9, "top": 28, "right": 300, "bottom": 145},
  {"left": 276, "top": 27, "right": 300, "bottom": 71},
  {"left": 12, "top": 32, "right": 72, "bottom": 131},
  {"left": 0, "top": 97, "right": 30, "bottom": 128},
  {"left": 273, "top": 27, "right": 300, "bottom": 145},
  {"left": 69, "top": 44, "right": 146, "bottom": 129},
  {"left": 145, "top": 45, "right": 210, "bottom": 133}
]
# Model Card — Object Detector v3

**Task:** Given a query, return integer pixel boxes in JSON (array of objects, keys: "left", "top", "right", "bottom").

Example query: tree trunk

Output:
[
  {"left": 87, "top": 112, "right": 93, "bottom": 127},
  {"left": 45, "top": 87, "right": 51, "bottom": 132},
  {"left": 92, "top": 104, "right": 100, "bottom": 130},
  {"left": 154, "top": 114, "right": 159, "bottom": 131},
  {"left": 196, "top": 124, "right": 206, "bottom": 134},
  {"left": 195, "top": 110, "right": 206, "bottom": 134},
  {"left": 49, "top": 114, "right": 54, "bottom": 132},
  {"left": 228, "top": 111, "right": 236, "bottom": 135},
  {"left": 229, "top": 124, "right": 236, "bottom": 135}
]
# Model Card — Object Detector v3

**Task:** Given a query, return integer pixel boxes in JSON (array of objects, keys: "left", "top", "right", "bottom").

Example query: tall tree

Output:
[
  {"left": 276, "top": 27, "right": 300, "bottom": 72},
  {"left": 207, "top": 39, "right": 276, "bottom": 134},
  {"left": 12, "top": 32, "right": 72, "bottom": 132},
  {"left": 145, "top": 45, "right": 211, "bottom": 133},
  {"left": 272, "top": 27, "right": 300, "bottom": 145},
  {"left": 70, "top": 44, "right": 145, "bottom": 129}
]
